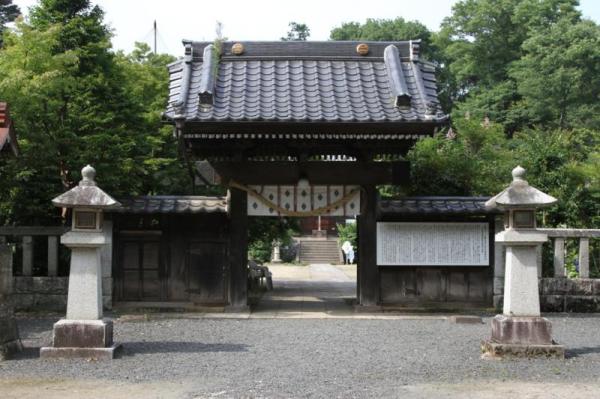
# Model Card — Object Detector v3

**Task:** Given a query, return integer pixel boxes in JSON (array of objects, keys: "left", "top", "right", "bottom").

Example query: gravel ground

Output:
[{"left": 1, "top": 314, "right": 600, "bottom": 398}]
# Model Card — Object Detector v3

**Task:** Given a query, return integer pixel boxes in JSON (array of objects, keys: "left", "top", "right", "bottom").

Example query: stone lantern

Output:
[
  {"left": 482, "top": 166, "right": 564, "bottom": 358},
  {"left": 40, "top": 165, "right": 121, "bottom": 360}
]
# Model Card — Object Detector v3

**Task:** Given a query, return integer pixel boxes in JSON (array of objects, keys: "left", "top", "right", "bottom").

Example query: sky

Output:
[{"left": 12, "top": 0, "right": 600, "bottom": 56}]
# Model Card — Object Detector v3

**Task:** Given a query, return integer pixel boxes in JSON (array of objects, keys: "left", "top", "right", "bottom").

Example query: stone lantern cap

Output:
[
  {"left": 52, "top": 165, "right": 121, "bottom": 209},
  {"left": 485, "top": 166, "right": 557, "bottom": 210}
]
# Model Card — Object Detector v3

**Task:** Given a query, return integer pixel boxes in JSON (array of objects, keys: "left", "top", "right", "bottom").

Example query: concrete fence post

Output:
[
  {"left": 22, "top": 236, "right": 33, "bottom": 276},
  {"left": 553, "top": 237, "right": 565, "bottom": 278},
  {"left": 579, "top": 238, "right": 590, "bottom": 278},
  {"left": 47, "top": 236, "right": 59, "bottom": 277},
  {"left": 0, "top": 244, "right": 13, "bottom": 298}
]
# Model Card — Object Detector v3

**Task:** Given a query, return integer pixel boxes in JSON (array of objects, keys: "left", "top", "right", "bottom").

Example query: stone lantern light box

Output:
[{"left": 40, "top": 165, "right": 122, "bottom": 360}]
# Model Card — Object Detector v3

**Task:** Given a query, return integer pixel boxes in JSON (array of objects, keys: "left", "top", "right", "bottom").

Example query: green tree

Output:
[
  {"left": 436, "top": 0, "right": 581, "bottom": 130},
  {"left": 330, "top": 18, "right": 433, "bottom": 58},
  {"left": 406, "top": 117, "right": 513, "bottom": 197},
  {"left": 115, "top": 42, "right": 190, "bottom": 195},
  {"left": 510, "top": 18, "right": 600, "bottom": 130},
  {"left": 0, "top": 1, "right": 191, "bottom": 225},
  {"left": 0, "top": 0, "right": 19, "bottom": 47},
  {"left": 281, "top": 22, "right": 310, "bottom": 41}
]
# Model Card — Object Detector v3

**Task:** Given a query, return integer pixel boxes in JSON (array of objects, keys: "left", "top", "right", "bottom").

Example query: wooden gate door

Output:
[
  {"left": 118, "top": 239, "right": 164, "bottom": 301},
  {"left": 187, "top": 241, "right": 227, "bottom": 304}
]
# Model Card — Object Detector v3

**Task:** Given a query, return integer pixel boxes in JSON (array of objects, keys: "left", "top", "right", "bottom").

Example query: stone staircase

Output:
[{"left": 297, "top": 238, "right": 341, "bottom": 264}]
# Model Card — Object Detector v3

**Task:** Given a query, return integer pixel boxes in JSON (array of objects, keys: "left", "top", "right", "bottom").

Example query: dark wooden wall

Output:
[
  {"left": 376, "top": 214, "right": 495, "bottom": 308},
  {"left": 113, "top": 213, "right": 229, "bottom": 305},
  {"left": 379, "top": 267, "right": 492, "bottom": 307}
]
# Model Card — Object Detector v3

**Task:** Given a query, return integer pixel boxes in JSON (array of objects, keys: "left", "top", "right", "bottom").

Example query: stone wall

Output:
[
  {"left": 0, "top": 221, "right": 113, "bottom": 313},
  {"left": 495, "top": 277, "right": 600, "bottom": 313},
  {"left": 540, "top": 278, "right": 600, "bottom": 312},
  {"left": 12, "top": 276, "right": 112, "bottom": 312}
]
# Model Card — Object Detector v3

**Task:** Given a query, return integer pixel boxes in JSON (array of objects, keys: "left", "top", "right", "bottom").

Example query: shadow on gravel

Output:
[
  {"left": 8, "top": 346, "right": 40, "bottom": 360},
  {"left": 120, "top": 341, "right": 249, "bottom": 356},
  {"left": 566, "top": 346, "right": 600, "bottom": 358}
]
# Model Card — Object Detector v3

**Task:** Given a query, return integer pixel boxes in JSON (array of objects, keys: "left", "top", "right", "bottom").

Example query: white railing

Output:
[
  {"left": 539, "top": 229, "right": 600, "bottom": 278},
  {"left": 0, "top": 226, "right": 68, "bottom": 276}
]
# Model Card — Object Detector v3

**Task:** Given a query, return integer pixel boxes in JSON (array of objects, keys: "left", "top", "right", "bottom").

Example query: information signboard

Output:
[{"left": 376, "top": 222, "right": 490, "bottom": 266}]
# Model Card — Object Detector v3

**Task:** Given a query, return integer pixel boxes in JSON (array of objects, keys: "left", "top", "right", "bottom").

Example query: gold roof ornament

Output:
[
  {"left": 231, "top": 42, "right": 244, "bottom": 55},
  {"left": 356, "top": 43, "right": 369, "bottom": 56}
]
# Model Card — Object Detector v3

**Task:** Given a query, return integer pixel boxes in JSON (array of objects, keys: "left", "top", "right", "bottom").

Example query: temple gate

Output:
[{"left": 163, "top": 40, "right": 447, "bottom": 310}]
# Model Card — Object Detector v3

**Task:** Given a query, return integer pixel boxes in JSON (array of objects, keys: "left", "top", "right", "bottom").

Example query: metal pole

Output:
[{"left": 153, "top": 20, "right": 157, "bottom": 54}]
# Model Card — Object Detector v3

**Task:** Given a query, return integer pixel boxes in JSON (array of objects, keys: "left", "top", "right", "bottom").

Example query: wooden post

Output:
[
  {"left": 579, "top": 238, "right": 590, "bottom": 278},
  {"left": 47, "top": 236, "right": 59, "bottom": 277},
  {"left": 553, "top": 237, "right": 565, "bottom": 277},
  {"left": 227, "top": 187, "right": 248, "bottom": 311},
  {"left": 358, "top": 185, "right": 379, "bottom": 307},
  {"left": 22, "top": 236, "right": 33, "bottom": 276}
]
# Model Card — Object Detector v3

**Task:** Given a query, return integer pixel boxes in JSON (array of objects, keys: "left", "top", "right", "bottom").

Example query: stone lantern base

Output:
[
  {"left": 482, "top": 315, "right": 564, "bottom": 359},
  {"left": 40, "top": 319, "right": 121, "bottom": 360},
  {"left": 0, "top": 303, "right": 22, "bottom": 360}
]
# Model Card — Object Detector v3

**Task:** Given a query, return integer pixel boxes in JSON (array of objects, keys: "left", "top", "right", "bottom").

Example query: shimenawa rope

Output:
[{"left": 228, "top": 180, "right": 359, "bottom": 217}]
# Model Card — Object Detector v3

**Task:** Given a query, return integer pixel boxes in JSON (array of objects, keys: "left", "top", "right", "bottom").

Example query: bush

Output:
[{"left": 247, "top": 217, "right": 300, "bottom": 263}]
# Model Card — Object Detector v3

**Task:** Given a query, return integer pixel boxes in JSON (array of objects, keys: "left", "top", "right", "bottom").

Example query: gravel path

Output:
[{"left": 1, "top": 315, "right": 600, "bottom": 398}]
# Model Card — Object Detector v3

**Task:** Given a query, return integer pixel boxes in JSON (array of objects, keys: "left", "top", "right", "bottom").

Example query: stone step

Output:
[{"left": 298, "top": 239, "right": 341, "bottom": 263}]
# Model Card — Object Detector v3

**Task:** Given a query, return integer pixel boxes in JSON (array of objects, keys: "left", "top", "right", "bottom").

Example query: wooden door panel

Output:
[
  {"left": 187, "top": 242, "right": 226, "bottom": 303},
  {"left": 118, "top": 239, "right": 163, "bottom": 301}
]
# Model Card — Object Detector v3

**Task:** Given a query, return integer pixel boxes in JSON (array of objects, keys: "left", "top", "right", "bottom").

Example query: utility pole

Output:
[{"left": 153, "top": 20, "right": 157, "bottom": 54}]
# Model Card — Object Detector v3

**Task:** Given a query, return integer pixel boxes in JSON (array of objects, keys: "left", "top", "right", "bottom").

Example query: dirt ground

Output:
[{"left": 2, "top": 378, "right": 600, "bottom": 399}]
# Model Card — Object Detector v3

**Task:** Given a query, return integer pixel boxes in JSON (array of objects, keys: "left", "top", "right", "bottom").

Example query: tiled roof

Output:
[
  {"left": 379, "top": 197, "right": 500, "bottom": 215},
  {"left": 165, "top": 41, "right": 447, "bottom": 126},
  {"left": 114, "top": 196, "right": 227, "bottom": 214}
]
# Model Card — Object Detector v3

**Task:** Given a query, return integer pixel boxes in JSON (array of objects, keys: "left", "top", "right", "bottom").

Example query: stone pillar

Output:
[
  {"left": 493, "top": 215, "right": 505, "bottom": 310},
  {"left": 579, "top": 238, "right": 590, "bottom": 278},
  {"left": 358, "top": 185, "right": 379, "bottom": 308},
  {"left": 553, "top": 237, "right": 565, "bottom": 278},
  {"left": 47, "top": 236, "right": 59, "bottom": 277},
  {"left": 0, "top": 244, "right": 22, "bottom": 360},
  {"left": 227, "top": 187, "right": 249, "bottom": 311},
  {"left": 100, "top": 220, "right": 113, "bottom": 310},
  {"left": 504, "top": 245, "right": 541, "bottom": 317},
  {"left": 65, "top": 244, "right": 103, "bottom": 320},
  {"left": 40, "top": 165, "right": 121, "bottom": 360}
]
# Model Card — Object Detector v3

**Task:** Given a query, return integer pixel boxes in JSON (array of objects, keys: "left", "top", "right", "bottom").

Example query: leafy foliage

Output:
[
  {"left": 248, "top": 218, "right": 300, "bottom": 263},
  {"left": 337, "top": 222, "right": 357, "bottom": 249},
  {"left": 0, "top": 1, "right": 190, "bottom": 225},
  {"left": 0, "top": 0, "right": 19, "bottom": 47},
  {"left": 330, "top": 17, "right": 432, "bottom": 56},
  {"left": 281, "top": 22, "right": 310, "bottom": 41}
]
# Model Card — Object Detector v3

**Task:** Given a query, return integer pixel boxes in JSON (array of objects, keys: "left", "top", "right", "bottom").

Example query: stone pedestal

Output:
[
  {"left": 0, "top": 302, "right": 23, "bottom": 360},
  {"left": 483, "top": 315, "right": 565, "bottom": 358},
  {"left": 40, "top": 319, "right": 119, "bottom": 360},
  {"left": 0, "top": 244, "right": 22, "bottom": 360}
]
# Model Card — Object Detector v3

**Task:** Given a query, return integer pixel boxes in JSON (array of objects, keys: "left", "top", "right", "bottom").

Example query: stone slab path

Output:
[{"left": 251, "top": 263, "right": 357, "bottom": 317}]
